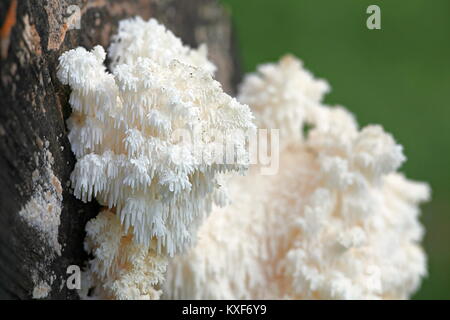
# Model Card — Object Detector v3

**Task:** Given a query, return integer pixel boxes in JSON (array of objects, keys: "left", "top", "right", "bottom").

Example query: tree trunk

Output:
[{"left": 0, "top": 0, "right": 240, "bottom": 299}]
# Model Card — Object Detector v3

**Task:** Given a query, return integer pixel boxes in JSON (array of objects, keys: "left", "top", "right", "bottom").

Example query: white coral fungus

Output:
[
  {"left": 83, "top": 210, "right": 168, "bottom": 300},
  {"left": 164, "top": 55, "right": 430, "bottom": 300},
  {"left": 57, "top": 17, "right": 254, "bottom": 299}
]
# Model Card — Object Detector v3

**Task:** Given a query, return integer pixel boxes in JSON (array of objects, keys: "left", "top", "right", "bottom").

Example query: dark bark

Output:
[{"left": 0, "top": 0, "right": 240, "bottom": 299}]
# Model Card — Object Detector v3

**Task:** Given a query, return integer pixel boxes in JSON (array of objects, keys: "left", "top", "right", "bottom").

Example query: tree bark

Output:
[{"left": 0, "top": 0, "right": 240, "bottom": 299}]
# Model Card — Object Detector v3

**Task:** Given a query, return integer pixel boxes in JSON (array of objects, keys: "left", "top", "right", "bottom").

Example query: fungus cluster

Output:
[
  {"left": 163, "top": 56, "right": 430, "bottom": 299},
  {"left": 58, "top": 18, "right": 429, "bottom": 300},
  {"left": 57, "top": 17, "right": 255, "bottom": 299}
]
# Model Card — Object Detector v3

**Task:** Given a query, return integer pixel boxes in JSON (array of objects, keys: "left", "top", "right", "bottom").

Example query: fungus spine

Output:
[
  {"left": 57, "top": 17, "right": 255, "bottom": 299},
  {"left": 164, "top": 55, "right": 430, "bottom": 300}
]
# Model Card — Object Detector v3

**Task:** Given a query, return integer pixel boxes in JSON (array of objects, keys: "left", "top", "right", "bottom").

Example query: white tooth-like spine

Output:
[
  {"left": 164, "top": 55, "right": 430, "bottom": 300},
  {"left": 237, "top": 54, "right": 330, "bottom": 147},
  {"left": 57, "top": 18, "right": 255, "bottom": 300},
  {"left": 108, "top": 17, "right": 216, "bottom": 75},
  {"left": 83, "top": 210, "right": 168, "bottom": 300}
]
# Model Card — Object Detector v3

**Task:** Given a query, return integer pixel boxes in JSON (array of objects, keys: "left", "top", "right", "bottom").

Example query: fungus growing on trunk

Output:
[
  {"left": 164, "top": 55, "right": 430, "bottom": 300},
  {"left": 57, "top": 17, "right": 255, "bottom": 299}
]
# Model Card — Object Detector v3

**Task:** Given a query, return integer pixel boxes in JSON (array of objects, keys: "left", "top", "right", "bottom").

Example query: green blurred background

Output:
[{"left": 221, "top": 0, "right": 450, "bottom": 299}]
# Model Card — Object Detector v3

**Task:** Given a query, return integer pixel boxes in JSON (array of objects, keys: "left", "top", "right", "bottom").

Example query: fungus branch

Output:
[
  {"left": 58, "top": 17, "right": 255, "bottom": 299},
  {"left": 164, "top": 56, "right": 430, "bottom": 300}
]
